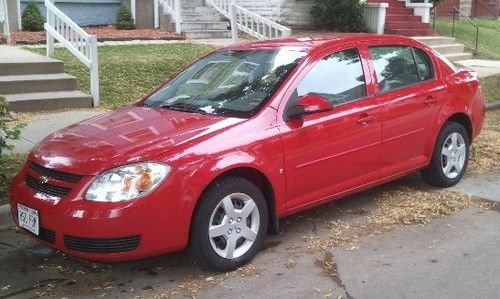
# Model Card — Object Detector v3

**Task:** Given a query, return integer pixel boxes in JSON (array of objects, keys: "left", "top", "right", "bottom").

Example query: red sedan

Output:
[{"left": 10, "top": 34, "right": 485, "bottom": 271}]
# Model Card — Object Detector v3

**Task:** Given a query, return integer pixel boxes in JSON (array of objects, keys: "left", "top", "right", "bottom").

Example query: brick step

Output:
[
  {"left": 386, "top": 7, "right": 414, "bottom": 14},
  {"left": 182, "top": 21, "right": 228, "bottom": 31},
  {"left": 386, "top": 21, "right": 431, "bottom": 30},
  {"left": 183, "top": 30, "right": 232, "bottom": 39},
  {"left": 386, "top": 28, "right": 436, "bottom": 36},
  {"left": 0, "top": 73, "right": 78, "bottom": 94},
  {"left": 0, "top": 59, "right": 64, "bottom": 76},
  {"left": 386, "top": 15, "right": 421, "bottom": 22},
  {"left": 5, "top": 91, "right": 92, "bottom": 112}
]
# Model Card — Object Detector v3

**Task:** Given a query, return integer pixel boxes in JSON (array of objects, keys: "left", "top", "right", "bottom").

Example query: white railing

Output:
[
  {"left": 207, "top": 0, "right": 292, "bottom": 42},
  {"left": 0, "top": 0, "right": 9, "bottom": 42},
  {"left": 45, "top": 0, "right": 99, "bottom": 106},
  {"left": 154, "top": 0, "right": 181, "bottom": 34}
]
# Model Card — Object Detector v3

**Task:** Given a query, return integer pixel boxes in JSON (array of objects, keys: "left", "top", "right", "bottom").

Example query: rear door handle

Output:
[
  {"left": 357, "top": 114, "right": 375, "bottom": 126},
  {"left": 424, "top": 95, "right": 439, "bottom": 106}
]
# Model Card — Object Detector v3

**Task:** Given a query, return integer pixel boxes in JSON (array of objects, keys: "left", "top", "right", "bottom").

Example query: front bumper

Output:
[{"left": 9, "top": 162, "right": 190, "bottom": 262}]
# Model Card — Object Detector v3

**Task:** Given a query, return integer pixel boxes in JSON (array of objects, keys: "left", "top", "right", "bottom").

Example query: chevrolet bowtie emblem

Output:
[{"left": 39, "top": 176, "right": 49, "bottom": 185}]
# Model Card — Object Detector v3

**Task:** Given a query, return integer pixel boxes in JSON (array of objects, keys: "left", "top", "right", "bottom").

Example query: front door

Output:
[{"left": 278, "top": 48, "right": 382, "bottom": 211}]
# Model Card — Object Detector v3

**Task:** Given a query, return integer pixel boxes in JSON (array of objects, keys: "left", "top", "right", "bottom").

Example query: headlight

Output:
[{"left": 85, "top": 162, "right": 171, "bottom": 202}]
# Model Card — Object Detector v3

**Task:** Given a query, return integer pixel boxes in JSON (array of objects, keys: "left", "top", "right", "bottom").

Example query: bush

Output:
[
  {"left": 21, "top": 0, "right": 45, "bottom": 32},
  {"left": 0, "top": 96, "right": 23, "bottom": 157},
  {"left": 116, "top": 5, "right": 135, "bottom": 30},
  {"left": 311, "top": 0, "right": 367, "bottom": 32}
]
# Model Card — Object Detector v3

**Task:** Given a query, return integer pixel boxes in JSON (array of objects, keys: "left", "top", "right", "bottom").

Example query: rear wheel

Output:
[
  {"left": 421, "top": 122, "right": 470, "bottom": 187},
  {"left": 190, "top": 176, "right": 268, "bottom": 271}
]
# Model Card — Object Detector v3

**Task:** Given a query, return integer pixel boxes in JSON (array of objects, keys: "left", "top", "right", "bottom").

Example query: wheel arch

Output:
[
  {"left": 189, "top": 166, "right": 280, "bottom": 242},
  {"left": 446, "top": 112, "right": 473, "bottom": 141}
]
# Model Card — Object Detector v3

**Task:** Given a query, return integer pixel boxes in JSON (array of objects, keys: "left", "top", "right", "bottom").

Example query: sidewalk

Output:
[{"left": 455, "top": 59, "right": 500, "bottom": 78}]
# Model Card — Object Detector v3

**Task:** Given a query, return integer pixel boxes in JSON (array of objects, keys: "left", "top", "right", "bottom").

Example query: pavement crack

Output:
[
  {"left": 0, "top": 278, "right": 68, "bottom": 298},
  {"left": 315, "top": 250, "right": 353, "bottom": 299}
]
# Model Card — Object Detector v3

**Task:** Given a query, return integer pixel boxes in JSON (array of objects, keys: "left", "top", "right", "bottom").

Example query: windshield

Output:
[{"left": 143, "top": 49, "right": 306, "bottom": 118}]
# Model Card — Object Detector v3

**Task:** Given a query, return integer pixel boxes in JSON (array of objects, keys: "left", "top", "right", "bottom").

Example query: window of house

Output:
[{"left": 296, "top": 48, "right": 367, "bottom": 106}]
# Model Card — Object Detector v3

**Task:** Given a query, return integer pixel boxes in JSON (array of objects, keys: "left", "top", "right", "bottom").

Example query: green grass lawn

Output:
[
  {"left": 434, "top": 18, "right": 500, "bottom": 60},
  {"left": 480, "top": 74, "right": 500, "bottom": 103},
  {"left": 0, "top": 154, "right": 26, "bottom": 205},
  {"left": 30, "top": 43, "right": 216, "bottom": 109}
]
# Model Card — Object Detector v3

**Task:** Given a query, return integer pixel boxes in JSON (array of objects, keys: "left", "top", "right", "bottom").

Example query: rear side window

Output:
[
  {"left": 369, "top": 46, "right": 420, "bottom": 92},
  {"left": 413, "top": 48, "right": 434, "bottom": 81},
  {"left": 296, "top": 48, "right": 367, "bottom": 106}
]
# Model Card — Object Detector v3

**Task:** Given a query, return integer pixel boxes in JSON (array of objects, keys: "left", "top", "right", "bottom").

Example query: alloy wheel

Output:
[
  {"left": 208, "top": 193, "right": 260, "bottom": 259},
  {"left": 441, "top": 132, "right": 467, "bottom": 179}
]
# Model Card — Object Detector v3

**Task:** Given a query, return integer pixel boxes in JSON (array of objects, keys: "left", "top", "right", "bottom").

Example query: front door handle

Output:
[
  {"left": 424, "top": 95, "right": 439, "bottom": 106},
  {"left": 357, "top": 114, "right": 375, "bottom": 126}
]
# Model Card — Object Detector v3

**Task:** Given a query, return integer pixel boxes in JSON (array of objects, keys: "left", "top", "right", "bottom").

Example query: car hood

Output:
[{"left": 30, "top": 106, "right": 243, "bottom": 175}]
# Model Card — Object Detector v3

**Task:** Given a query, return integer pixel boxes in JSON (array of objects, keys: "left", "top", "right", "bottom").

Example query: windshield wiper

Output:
[{"left": 160, "top": 103, "right": 209, "bottom": 115}]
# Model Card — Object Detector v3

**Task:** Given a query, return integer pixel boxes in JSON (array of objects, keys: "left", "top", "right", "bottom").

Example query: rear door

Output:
[{"left": 367, "top": 45, "right": 446, "bottom": 177}]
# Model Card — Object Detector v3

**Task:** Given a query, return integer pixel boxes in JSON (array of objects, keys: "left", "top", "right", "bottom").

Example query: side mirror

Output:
[{"left": 285, "top": 93, "right": 333, "bottom": 121}]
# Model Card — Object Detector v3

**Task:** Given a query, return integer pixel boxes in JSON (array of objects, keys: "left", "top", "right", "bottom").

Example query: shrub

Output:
[
  {"left": 116, "top": 5, "right": 135, "bottom": 30},
  {"left": 0, "top": 96, "right": 23, "bottom": 156},
  {"left": 21, "top": 0, "right": 45, "bottom": 32},
  {"left": 311, "top": 0, "right": 367, "bottom": 32}
]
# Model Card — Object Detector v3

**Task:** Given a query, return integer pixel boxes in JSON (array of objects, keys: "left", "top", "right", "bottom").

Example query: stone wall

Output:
[{"left": 236, "top": 0, "right": 315, "bottom": 28}]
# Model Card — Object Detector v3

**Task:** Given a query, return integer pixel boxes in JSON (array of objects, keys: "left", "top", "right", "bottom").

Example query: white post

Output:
[
  {"left": 229, "top": 0, "right": 238, "bottom": 43},
  {"left": 174, "top": 0, "right": 181, "bottom": 34},
  {"left": 1, "top": 0, "right": 10, "bottom": 42},
  {"left": 16, "top": 0, "right": 21, "bottom": 30},
  {"left": 130, "top": 0, "right": 136, "bottom": 24},
  {"left": 89, "top": 35, "right": 100, "bottom": 107},
  {"left": 46, "top": 1, "right": 54, "bottom": 57},
  {"left": 153, "top": 0, "right": 159, "bottom": 28}
]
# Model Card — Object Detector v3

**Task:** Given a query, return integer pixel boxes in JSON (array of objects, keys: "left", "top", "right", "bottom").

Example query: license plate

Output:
[{"left": 17, "top": 203, "right": 39, "bottom": 236}]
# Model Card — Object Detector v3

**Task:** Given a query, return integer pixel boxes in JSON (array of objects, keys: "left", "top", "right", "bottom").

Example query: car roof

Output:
[{"left": 222, "top": 33, "right": 425, "bottom": 53}]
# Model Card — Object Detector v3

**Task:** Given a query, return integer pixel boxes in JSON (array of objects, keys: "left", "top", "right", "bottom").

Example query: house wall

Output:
[
  {"left": 21, "top": 0, "right": 122, "bottom": 27},
  {"left": 236, "top": 0, "right": 315, "bottom": 27}
]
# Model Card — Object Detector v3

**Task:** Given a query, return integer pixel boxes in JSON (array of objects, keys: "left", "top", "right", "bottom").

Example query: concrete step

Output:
[
  {"left": 182, "top": 21, "right": 228, "bottom": 31},
  {"left": 181, "top": 13, "right": 220, "bottom": 22},
  {"left": 413, "top": 36, "right": 457, "bottom": 46},
  {"left": 0, "top": 60, "right": 64, "bottom": 76},
  {"left": 443, "top": 52, "right": 474, "bottom": 62},
  {"left": 5, "top": 90, "right": 93, "bottom": 112},
  {"left": 183, "top": 30, "right": 232, "bottom": 39},
  {"left": 431, "top": 43, "right": 466, "bottom": 55},
  {"left": 0, "top": 73, "right": 78, "bottom": 94}
]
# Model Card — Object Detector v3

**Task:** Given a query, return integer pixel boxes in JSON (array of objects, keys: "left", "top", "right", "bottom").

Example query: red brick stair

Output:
[{"left": 369, "top": 0, "right": 436, "bottom": 36}]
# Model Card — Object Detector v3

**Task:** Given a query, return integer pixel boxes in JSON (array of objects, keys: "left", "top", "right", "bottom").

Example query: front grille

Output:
[
  {"left": 64, "top": 235, "right": 141, "bottom": 253},
  {"left": 39, "top": 227, "right": 56, "bottom": 244},
  {"left": 25, "top": 175, "right": 71, "bottom": 198},
  {"left": 30, "top": 163, "right": 83, "bottom": 183}
]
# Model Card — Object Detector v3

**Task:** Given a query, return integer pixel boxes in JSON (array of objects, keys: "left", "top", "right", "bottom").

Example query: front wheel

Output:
[
  {"left": 190, "top": 176, "right": 268, "bottom": 271},
  {"left": 421, "top": 121, "right": 470, "bottom": 187}
]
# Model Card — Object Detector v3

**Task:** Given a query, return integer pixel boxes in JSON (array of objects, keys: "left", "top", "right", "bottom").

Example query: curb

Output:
[
  {"left": 0, "top": 203, "right": 13, "bottom": 228},
  {"left": 486, "top": 100, "right": 500, "bottom": 111}
]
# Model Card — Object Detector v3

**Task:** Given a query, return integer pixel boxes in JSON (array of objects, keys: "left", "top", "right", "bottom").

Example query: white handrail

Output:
[
  {"left": 154, "top": 0, "right": 181, "bottom": 35},
  {"left": 207, "top": 0, "right": 292, "bottom": 42},
  {"left": 44, "top": 0, "right": 99, "bottom": 106},
  {"left": 0, "top": 0, "right": 10, "bottom": 42}
]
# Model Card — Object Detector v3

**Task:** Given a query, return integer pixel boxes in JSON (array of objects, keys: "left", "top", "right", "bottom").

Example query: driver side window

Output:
[{"left": 296, "top": 48, "right": 367, "bottom": 106}]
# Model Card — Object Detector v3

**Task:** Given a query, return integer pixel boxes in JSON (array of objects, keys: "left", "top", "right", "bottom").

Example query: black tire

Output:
[
  {"left": 190, "top": 176, "right": 268, "bottom": 271},
  {"left": 421, "top": 121, "right": 470, "bottom": 187}
]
